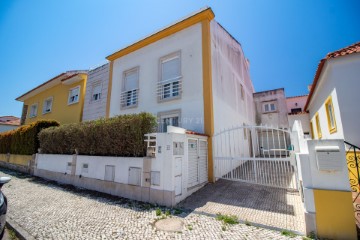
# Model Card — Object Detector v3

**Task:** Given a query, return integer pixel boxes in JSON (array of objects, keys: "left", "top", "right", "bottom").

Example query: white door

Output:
[
  {"left": 187, "top": 139, "right": 208, "bottom": 188},
  {"left": 198, "top": 140, "right": 208, "bottom": 184},
  {"left": 188, "top": 139, "right": 199, "bottom": 188},
  {"left": 174, "top": 157, "right": 182, "bottom": 196}
]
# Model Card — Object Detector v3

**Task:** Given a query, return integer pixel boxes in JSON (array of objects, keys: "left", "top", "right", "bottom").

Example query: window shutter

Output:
[
  {"left": 162, "top": 57, "right": 180, "bottom": 81},
  {"left": 124, "top": 70, "right": 138, "bottom": 91}
]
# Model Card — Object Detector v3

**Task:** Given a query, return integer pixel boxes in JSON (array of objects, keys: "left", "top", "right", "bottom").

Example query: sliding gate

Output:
[{"left": 213, "top": 125, "right": 298, "bottom": 190}]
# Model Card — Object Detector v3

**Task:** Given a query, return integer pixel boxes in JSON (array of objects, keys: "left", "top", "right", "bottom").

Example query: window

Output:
[
  {"left": 315, "top": 113, "right": 322, "bottom": 139},
  {"left": 121, "top": 67, "right": 139, "bottom": 108},
  {"left": 91, "top": 84, "right": 102, "bottom": 102},
  {"left": 291, "top": 108, "right": 302, "bottom": 114},
  {"left": 158, "top": 52, "right": 182, "bottom": 101},
  {"left": 263, "top": 101, "right": 276, "bottom": 113},
  {"left": 325, "top": 96, "right": 337, "bottom": 134},
  {"left": 68, "top": 86, "right": 80, "bottom": 105},
  {"left": 158, "top": 110, "right": 181, "bottom": 132},
  {"left": 29, "top": 103, "right": 38, "bottom": 118},
  {"left": 42, "top": 97, "right": 53, "bottom": 114}
]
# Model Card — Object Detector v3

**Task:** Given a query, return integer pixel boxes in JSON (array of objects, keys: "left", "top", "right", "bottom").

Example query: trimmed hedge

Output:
[
  {"left": 38, "top": 113, "right": 157, "bottom": 157},
  {"left": 0, "top": 120, "right": 60, "bottom": 155}
]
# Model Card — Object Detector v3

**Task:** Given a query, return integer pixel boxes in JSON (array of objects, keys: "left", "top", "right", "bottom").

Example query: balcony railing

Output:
[
  {"left": 157, "top": 77, "right": 182, "bottom": 100},
  {"left": 120, "top": 89, "right": 139, "bottom": 108}
]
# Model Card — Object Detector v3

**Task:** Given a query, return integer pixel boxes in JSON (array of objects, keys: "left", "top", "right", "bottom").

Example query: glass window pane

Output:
[{"left": 162, "top": 57, "right": 180, "bottom": 81}]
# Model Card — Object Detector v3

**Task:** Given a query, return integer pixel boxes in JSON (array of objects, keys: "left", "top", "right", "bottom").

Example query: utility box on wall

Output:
[{"left": 315, "top": 146, "right": 343, "bottom": 171}]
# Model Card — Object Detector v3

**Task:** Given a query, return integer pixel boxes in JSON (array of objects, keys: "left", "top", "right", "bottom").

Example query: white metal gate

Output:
[
  {"left": 188, "top": 139, "right": 208, "bottom": 188},
  {"left": 213, "top": 125, "right": 298, "bottom": 190}
]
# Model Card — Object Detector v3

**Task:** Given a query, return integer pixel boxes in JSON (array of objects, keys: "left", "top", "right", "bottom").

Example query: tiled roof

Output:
[
  {"left": 326, "top": 42, "right": 360, "bottom": 59},
  {"left": 305, "top": 41, "right": 360, "bottom": 111},
  {"left": 16, "top": 70, "right": 88, "bottom": 101}
]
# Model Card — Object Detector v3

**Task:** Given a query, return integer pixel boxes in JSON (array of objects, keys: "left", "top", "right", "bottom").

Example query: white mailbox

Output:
[{"left": 315, "top": 146, "right": 343, "bottom": 171}]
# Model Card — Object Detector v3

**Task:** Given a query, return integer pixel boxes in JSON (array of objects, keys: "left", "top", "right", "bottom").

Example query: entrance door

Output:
[{"left": 188, "top": 139, "right": 208, "bottom": 188}]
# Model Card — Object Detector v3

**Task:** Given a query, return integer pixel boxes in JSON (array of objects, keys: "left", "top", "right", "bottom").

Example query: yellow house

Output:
[{"left": 16, "top": 70, "right": 88, "bottom": 125}]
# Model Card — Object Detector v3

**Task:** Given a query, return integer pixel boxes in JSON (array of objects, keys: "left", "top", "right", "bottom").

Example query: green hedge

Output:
[
  {"left": 0, "top": 120, "right": 60, "bottom": 155},
  {"left": 38, "top": 113, "right": 157, "bottom": 157}
]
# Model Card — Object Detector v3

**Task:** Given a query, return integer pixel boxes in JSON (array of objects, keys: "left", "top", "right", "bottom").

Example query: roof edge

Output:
[
  {"left": 304, "top": 59, "right": 326, "bottom": 111},
  {"left": 106, "top": 7, "right": 215, "bottom": 61}
]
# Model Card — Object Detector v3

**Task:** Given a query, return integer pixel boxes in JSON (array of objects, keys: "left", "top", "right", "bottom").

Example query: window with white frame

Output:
[
  {"left": 158, "top": 52, "right": 181, "bottom": 100},
  {"left": 29, "top": 103, "right": 38, "bottom": 118},
  {"left": 263, "top": 101, "right": 276, "bottom": 113},
  {"left": 42, "top": 97, "right": 53, "bottom": 114},
  {"left": 91, "top": 83, "right": 102, "bottom": 102},
  {"left": 68, "top": 86, "right": 80, "bottom": 105},
  {"left": 158, "top": 110, "right": 180, "bottom": 132},
  {"left": 121, "top": 67, "right": 139, "bottom": 108}
]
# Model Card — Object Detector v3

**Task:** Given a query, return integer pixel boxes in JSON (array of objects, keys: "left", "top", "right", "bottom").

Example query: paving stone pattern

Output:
[
  {"left": 179, "top": 179, "right": 305, "bottom": 233},
  {"left": 1, "top": 169, "right": 303, "bottom": 239}
]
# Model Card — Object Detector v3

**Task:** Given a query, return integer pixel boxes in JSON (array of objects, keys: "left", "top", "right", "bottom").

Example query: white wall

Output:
[
  {"left": 286, "top": 95, "right": 308, "bottom": 113},
  {"left": 307, "top": 61, "right": 345, "bottom": 141},
  {"left": 288, "top": 113, "right": 310, "bottom": 134},
  {"left": 82, "top": 63, "right": 109, "bottom": 121},
  {"left": 37, "top": 154, "right": 73, "bottom": 174},
  {"left": 76, "top": 155, "right": 143, "bottom": 184},
  {"left": 109, "top": 23, "right": 205, "bottom": 133},
  {"left": 331, "top": 54, "right": 360, "bottom": 147},
  {"left": 253, "top": 89, "right": 289, "bottom": 129},
  {"left": 210, "top": 21, "right": 255, "bottom": 134}
]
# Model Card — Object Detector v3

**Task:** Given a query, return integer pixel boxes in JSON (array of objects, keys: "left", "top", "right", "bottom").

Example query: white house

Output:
[
  {"left": 286, "top": 95, "right": 311, "bottom": 138},
  {"left": 105, "top": 7, "right": 256, "bottom": 181},
  {"left": 305, "top": 42, "right": 360, "bottom": 147}
]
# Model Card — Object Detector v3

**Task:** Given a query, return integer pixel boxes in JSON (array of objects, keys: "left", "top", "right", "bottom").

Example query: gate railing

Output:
[
  {"left": 345, "top": 140, "right": 360, "bottom": 226},
  {"left": 213, "top": 125, "right": 298, "bottom": 190}
]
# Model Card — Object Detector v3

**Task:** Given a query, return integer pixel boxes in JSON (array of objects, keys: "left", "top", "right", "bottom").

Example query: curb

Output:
[{"left": 6, "top": 217, "right": 35, "bottom": 240}]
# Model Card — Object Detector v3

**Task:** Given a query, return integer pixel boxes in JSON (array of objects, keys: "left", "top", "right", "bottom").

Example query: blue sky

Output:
[{"left": 0, "top": 0, "right": 359, "bottom": 117}]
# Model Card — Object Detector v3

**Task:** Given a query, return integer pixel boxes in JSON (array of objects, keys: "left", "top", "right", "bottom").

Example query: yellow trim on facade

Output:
[
  {"left": 201, "top": 19, "right": 215, "bottom": 183},
  {"left": 24, "top": 75, "right": 87, "bottom": 125},
  {"left": 324, "top": 96, "right": 337, "bottom": 134},
  {"left": 106, "top": 8, "right": 215, "bottom": 61},
  {"left": 315, "top": 113, "right": 322, "bottom": 139},
  {"left": 105, "top": 61, "right": 114, "bottom": 118},
  {"left": 310, "top": 121, "right": 314, "bottom": 139},
  {"left": 313, "top": 189, "right": 357, "bottom": 240}
]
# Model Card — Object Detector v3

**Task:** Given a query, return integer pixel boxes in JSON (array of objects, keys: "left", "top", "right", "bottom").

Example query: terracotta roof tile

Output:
[
  {"left": 305, "top": 41, "right": 360, "bottom": 111},
  {"left": 326, "top": 42, "right": 360, "bottom": 59}
]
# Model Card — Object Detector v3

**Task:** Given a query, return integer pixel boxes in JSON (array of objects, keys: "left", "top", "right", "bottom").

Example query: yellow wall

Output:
[
  {"left": 314, "top": 189, "right": 357, "bottom": 240},
  {"left": 347, "top": 151, "right": 360, "bottom": 192},
  {"left": 0, "top": 154, "right": 32, "bottom": 166},
  {"left": 24, "top": 74, "right": 87, "bottom": 125}
]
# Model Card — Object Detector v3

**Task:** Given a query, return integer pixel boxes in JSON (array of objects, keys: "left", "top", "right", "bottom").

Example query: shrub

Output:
[
  {"left": 38, "top": 113, "right": 157, "bottom": 157},
  {"left": 0, "top": 120, "right": 60, "bottom": 155}
]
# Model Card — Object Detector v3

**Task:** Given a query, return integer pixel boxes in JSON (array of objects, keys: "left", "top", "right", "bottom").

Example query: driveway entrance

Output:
[{"left": 178, "top": 179, "right": 305, "bottom": 233}]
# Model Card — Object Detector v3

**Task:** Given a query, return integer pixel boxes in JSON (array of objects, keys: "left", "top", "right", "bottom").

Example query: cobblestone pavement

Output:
[
  {"left": 178, "top": 179, "right": 305, "bottom": 234},
  {"left": 1, "top": 169, "right": 303, "bottom": 239}
]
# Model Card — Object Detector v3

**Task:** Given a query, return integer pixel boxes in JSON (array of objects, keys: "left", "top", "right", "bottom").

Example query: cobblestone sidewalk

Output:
[
  {"left": 178, "top": 179, "right": 305, "bottom": 233},
  {"left": 1, "top": 169, "right": 303, "bottom": 239}
]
